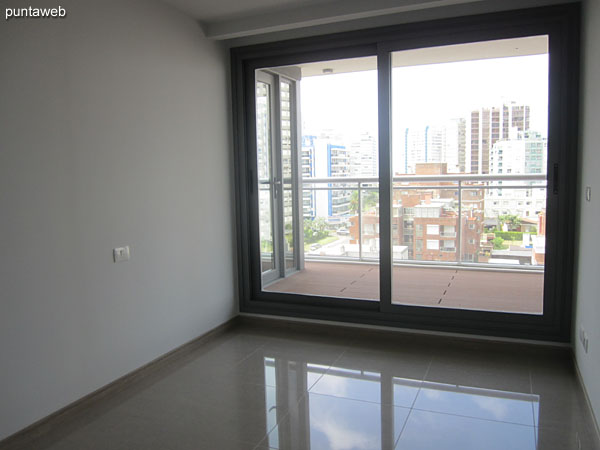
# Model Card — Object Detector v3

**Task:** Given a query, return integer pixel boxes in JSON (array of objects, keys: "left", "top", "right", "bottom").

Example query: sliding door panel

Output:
[
  {"left": 256, "top": 78, "right": 279, "bottom": 285},
  {"left": 261, "top": 56, "right": 381, "bottom": 301},
  {"left": 389, "top": 36, "right": 549, "bottom": 314}
]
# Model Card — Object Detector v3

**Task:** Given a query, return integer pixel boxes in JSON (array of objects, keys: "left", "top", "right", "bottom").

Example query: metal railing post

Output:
[
  {"left": 457, "top": 180, "right": 462, "bottom": 264},
  {"left": 358, "top": 182, "right": 363, "bottom": 260}
]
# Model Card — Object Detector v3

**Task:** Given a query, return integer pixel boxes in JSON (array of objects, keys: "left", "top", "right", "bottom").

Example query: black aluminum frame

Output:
[{"left": 230, "top": 4, "right": 580, "bottom": 342}]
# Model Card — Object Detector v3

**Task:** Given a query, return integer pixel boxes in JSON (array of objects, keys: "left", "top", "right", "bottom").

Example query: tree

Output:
[
  {"left": 492, "top": 236, "right": 507, "bottom": 250},
  {"left": 499, "top": 214, "right": 522, "bottom": 231},
  {"left": 349, "top": 191, "right": 359, "bottom": 214},
  {"left": 349, "top": 190, "right": 379, "bottom": 214},
  {"left": 304, "top": 217, "right": 329, "bottom": 244}
]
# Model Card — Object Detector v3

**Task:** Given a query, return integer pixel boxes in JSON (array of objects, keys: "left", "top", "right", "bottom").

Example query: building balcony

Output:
[
  {"left": 286, "top": 173, "right": 547, "bottom": 314},
  {"left": 266, "top": 261, "right": 543, "bottom": 314}
]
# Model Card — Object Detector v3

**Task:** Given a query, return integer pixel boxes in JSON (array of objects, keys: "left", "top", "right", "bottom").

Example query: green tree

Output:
[
  {"left": 349, "top": 191, "right": 359, "bottom": 214},
  {"left": 498, "top": 214, "right": 522, "bottom": 231},
  {"left": 349, "top": 190, "right": 379, "bottom": 214},
  {"left": 304, "top": 217, "right": 329, "bottom": 244},
  {"left": 492, "top": 236, "right": 507, "bottom": 250}
]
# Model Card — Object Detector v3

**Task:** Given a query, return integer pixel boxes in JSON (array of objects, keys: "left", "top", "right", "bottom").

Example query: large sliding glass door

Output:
[
  {"left": 235, "top": 4, "right": 579, "bottom": 340},
  {"left": 385, "top": 36, "right": 549, "bottom": 314}
]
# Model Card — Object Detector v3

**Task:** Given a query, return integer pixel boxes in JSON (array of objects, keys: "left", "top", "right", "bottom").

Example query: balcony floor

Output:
[{"left": 265, "top": 261, "right": 544, "bottom": 314}]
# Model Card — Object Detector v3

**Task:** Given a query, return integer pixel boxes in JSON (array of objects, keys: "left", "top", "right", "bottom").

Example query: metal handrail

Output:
[
  {"left": 300, "top": 173, "right": 546, "bottom": 270},
  {"left": 302, "top": 173, "right": 547, "bottom": 184}
]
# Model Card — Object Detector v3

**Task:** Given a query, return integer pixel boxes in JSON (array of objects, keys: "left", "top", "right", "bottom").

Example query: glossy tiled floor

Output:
[{"left": 9, "top": 322, "right": 599, "bottom": 450}]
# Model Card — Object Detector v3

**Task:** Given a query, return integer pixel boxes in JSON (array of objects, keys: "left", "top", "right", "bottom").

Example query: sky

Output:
[{"left": 300, "top": 53, "right": 549, "bottom": 172}]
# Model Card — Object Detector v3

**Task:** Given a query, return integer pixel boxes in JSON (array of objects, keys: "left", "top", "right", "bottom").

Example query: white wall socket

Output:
[{"left": 113, "top": 246, "right": 130, "bottom": 263}]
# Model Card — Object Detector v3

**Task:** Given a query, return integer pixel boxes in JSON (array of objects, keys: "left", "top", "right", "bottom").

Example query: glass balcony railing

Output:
[{"left": 301, "top": 173, "right": 546, "bottom": 272}]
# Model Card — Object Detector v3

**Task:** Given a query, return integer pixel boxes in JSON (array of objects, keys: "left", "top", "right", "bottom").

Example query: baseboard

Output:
[
  {"left": 239, "top": 312, "right": 571, "bottom": 350},
  {"left": 0, "top": 316, "right": 240, "bottom": 450},
  {"left": 572, "top": 352, "right": 600, "bottom": 445}
]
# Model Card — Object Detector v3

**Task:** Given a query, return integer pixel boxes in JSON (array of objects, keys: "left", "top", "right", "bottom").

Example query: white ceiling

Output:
[
  {"left": 162, "top": 0, "right": 337, "bottom": 23},
  {"left": 161, "top": 0, "right": 576, "bottom": 40},
  {"left": 161, "top": 0, "right": 489, "bottom": 39}
]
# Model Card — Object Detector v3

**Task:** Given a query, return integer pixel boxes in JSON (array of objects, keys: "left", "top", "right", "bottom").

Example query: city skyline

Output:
[{"left": 300, "top": 53, "right": 548, "bottom": 174}]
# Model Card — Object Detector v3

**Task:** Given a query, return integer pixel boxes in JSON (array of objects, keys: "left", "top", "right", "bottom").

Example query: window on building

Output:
[
  {"left": 426, "top": 224, "right": 439, "bottom": 235},
  {"left": 415, "top": 224, "right": 423, "bottom": 237},
  {"left": 426, "top": 240, "right": 440, "bottom": 250}
]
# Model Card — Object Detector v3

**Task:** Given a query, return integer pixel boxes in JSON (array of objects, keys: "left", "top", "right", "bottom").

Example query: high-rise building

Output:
[
  {"left": 301, "top": 135, "right": 317, "bottom": 218},
  {"left": 401, "top": 119, "right": 466, "bottom": 174},
  {"left": 301, "top": 134, "right": 352, "bottom": 221},
  {"left": 485, "top": 130, "right": 547, "bottom": 218},
  {"left": 469, "top": 103, "right": 530, "bottom": 174},
  {"left": 349, "top": 132, "right": 377, "bottom": 177}
]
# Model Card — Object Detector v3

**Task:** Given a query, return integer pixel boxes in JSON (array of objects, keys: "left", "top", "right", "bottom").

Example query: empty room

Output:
[{"left": 1, "top": 0, "right": 599, "bottom": 449}]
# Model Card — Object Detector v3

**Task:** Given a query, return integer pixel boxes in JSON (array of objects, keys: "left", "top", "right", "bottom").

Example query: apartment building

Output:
[
  {"left": 470, "top": 103, "right": 531, "bottom": 174},
  {"left": 401, "top": 119, "right": 466, "bottom": 174},
  {"left": 349, "top": 131, "right": 378, "bottom": 177},
  {"left": 486, "top": 130, "right": 548, "bottom": 217},
  {"left": 348, "top": 163, "right": 485, "bottom": 261},
  {"left": 301, "top": 134, "right": 352, "bottom": 221}
]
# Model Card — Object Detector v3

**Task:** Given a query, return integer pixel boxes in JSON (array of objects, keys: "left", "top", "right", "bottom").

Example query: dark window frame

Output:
[{"left": 231, "top": 4, "right": 580, "bottom": 342}]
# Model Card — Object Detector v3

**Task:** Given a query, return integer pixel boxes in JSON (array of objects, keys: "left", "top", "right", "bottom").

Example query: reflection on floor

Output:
[
  {"left": 265, "top": 262, "right": 544, "bottom": 314},
  {"left": 10, "top": 321, "right": 599, "bottom": 450}
]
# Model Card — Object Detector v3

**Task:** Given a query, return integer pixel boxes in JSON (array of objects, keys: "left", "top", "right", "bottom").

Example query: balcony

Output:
[
  {"left": 266, "top": 261, "right": 544, "bottom": 314},
  {"left": 273, "top": 173, "right": 547, "bottom": 314},
  {"left": 440, "top": 231, "right": 457, "bottom": 238}
]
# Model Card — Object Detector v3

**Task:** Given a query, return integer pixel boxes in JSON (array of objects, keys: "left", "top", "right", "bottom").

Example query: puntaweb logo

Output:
[{"left": 5, "top": 6, "right": 67, "bottom": 21}]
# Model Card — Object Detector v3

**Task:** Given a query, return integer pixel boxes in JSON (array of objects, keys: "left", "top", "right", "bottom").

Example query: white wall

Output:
[
  {"left": 574, "top": 0, "right": 600, "bottom": 429},
  {"left": 0, "top": 0, "right": 235, "bottom": 440}
]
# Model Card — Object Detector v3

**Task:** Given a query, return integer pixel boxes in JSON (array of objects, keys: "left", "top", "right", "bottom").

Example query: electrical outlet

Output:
[{"left": 113, "top": 246, "right": 130, "bottom": 263}]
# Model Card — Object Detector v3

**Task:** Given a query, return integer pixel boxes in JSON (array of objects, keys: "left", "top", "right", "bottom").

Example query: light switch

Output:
[
  {"left": 585, "top": 186, "right": 592, "bottom": 202},
  {"left": 113, "top": 246, "right": 130, "bottom": 263}
]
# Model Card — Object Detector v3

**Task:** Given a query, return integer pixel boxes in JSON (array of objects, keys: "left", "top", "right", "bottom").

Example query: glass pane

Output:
[
  {"left": 256, "top": 81, "right": 275, "bottom": 275},
  {"left": 359, "top": 186, "right": 380, "bottom": 260},
  {"left": 391, "top": 36, "right": 548, "bottom": 314},
  {"left": 281, "top": 81, "right": 297, "bottom": 271},
  {"left": 263, "top": 56, "right": 379, "bottom": 301}
]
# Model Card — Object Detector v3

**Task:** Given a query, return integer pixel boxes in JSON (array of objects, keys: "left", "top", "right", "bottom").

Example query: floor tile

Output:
[
  {"left": 395, "top": 409, "right": 537, "bottom": 450},
  {"left": 260, "top": 394, "right": 410, "bottom": 450},
  {"left": 7, "top": 326, "right": 600, "bottom": 450},
  {"left": 425, "top": 345, "right": 532, "bottom": 393},
  {"left": 537, "top": 424, "right": 600, "bottom": 450},
  {"left": 309, "top": 368, "right": 422, "bottom": 408},
  {"left": 334, "top": 346, "right": 433, "bottom": 380},
  {"left": 413, "top": 380, "right": 536, "bottom": 425}
]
